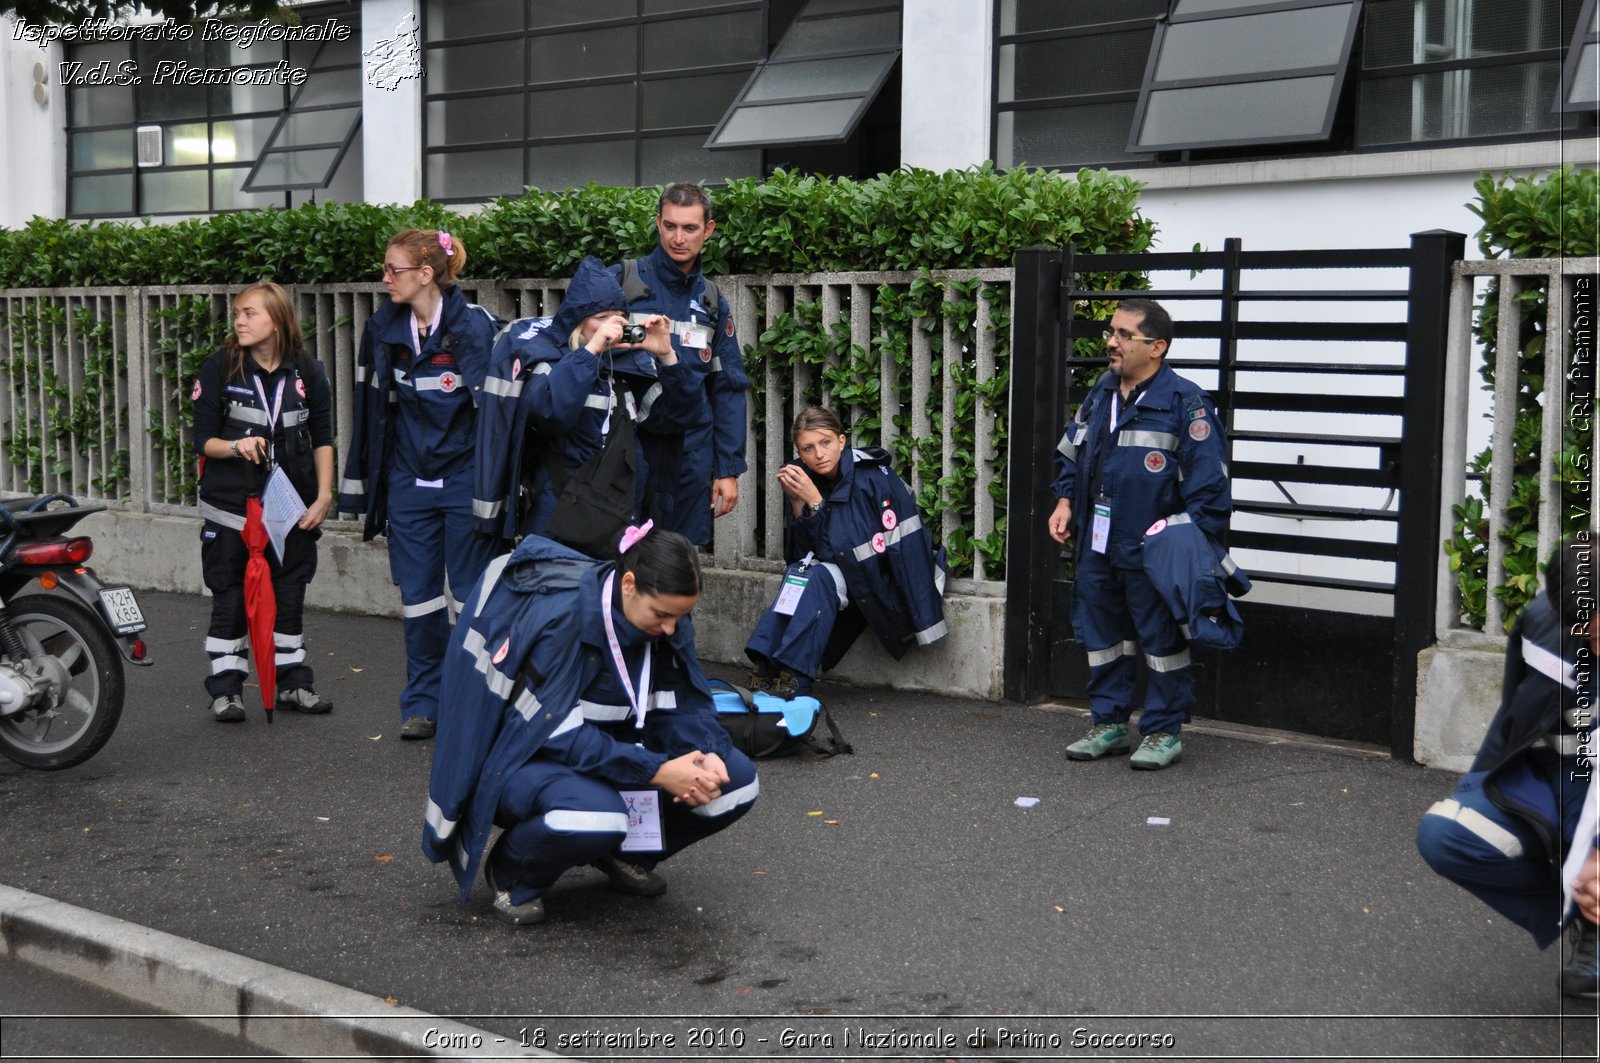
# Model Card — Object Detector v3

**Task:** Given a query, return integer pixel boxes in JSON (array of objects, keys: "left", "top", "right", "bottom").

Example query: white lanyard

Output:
[
  {"left": 1109, "top": 388, "right": 1145, "bottom": 434},
  {"left": 410, "top": 304, "right": 442, "bottom": 356},
  {"left": 251, "top": 374, "right": 286, "bottom": 461},
  {"left": 600, "top": 571, "right": 653, "bottom": 729}
]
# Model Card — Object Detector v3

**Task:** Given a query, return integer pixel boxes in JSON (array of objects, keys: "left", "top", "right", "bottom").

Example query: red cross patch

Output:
[
  {"left": 1144, "top": 451, "right": 1167, "bottom": 474},
  {"left": 438, "top": 372, "right": 459, "bottom": 393},
  {"left": 1147, "top": 518, "right": 1168, "bottom": 537},
  {"left": 882, "top": 508, "right": 897, "bottom": 531},
  {"left": 492, "top": 638, "right": 510, "bottom": 665},
  {"left": 699, "top": 347, "right": 713, "bottom": 363},
  {"left": 724, "top": 316, "right": 735, "bottom": 338},
  {"left": 871, "top": 532, "right": 887, "bottom": 554},
  {"left": 512, "top": 359, "right": 522, "bottom": 379},
  {"left": 295, "top": 378, "right": 307, "bottom": 399},
  {"left": 1189, "top": 419, "right": 1211, "bottom": 442},
  {"left": 190, "top": 379, "right": 202, "bottom": 401}
]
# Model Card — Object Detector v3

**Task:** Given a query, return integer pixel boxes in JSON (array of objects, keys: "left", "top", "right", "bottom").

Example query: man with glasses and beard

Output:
[{"left": 1046, "top": 299, "right": 1232, "bottom": 771}]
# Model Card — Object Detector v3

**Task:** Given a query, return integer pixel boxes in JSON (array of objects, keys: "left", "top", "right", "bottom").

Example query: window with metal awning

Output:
[
  {"left": 241, "top": 37, "right": 362, "bottom": 194},
  {"left": 1558, "top": 0, "right": 1599, "bottom": 111},
  {"left": 1127, "top": 0, "right": 1364, "bottom": 154},
  {"left": 705, "top": 0, "right": 901, "bottom": 150}
]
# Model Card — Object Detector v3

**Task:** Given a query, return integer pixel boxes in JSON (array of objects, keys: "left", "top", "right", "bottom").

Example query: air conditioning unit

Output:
[{"left": 135, "top": 125, "right": 162, "bottom": 167}]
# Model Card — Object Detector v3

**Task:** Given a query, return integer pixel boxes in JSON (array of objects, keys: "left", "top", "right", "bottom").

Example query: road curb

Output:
[{"left": 0, "top": 883, "right": 546, "bottom": 1059}]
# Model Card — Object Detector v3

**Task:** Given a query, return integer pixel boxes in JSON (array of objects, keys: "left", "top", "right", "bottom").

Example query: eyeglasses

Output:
[
  {"left": 1103, "top": 327, "right": 1159, "bottom": 345},
  {"left": 380, "top": 264, "right": 422, "bottom": 278}
]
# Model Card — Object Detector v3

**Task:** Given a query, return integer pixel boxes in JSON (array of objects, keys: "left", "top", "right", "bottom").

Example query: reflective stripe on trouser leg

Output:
[
  {"left": 492, "top": 759, "right": 631, "bottom": 905},
  {"left": 1071, "top": 551, "right": 1139, "bottom": 725},
  {"left": 1121, "top": 563, "right": 1193, "bottom": 736},
  {"left": 1416, "top": 777, "right": 1561, "bottom": 948}
]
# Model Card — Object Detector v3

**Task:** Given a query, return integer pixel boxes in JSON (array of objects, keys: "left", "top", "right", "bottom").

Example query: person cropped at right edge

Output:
[
  {"left": 1046, "top": 298, "right": 1231, "bottom": 771},
  {"left": 1418, "top": 537, "right": 1599, "bottom": 1000}
]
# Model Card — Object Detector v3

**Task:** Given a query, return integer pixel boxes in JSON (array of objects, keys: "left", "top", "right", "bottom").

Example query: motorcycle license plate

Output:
[{"left": 97, "top": 587, "right": 147, "bottom": 635}]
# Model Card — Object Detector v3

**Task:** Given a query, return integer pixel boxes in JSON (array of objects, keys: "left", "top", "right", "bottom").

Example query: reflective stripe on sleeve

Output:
[
  {"left": 549, "top": 705, "right": 585, "bottom": 738},
  {"left": 1425, "top": 798, "right": 1524, "bottom": 858},
  {"left": 1522, "top": 636, "right": 1577, "bottom": 691},
  {"left": 471, "top": 555, "right": 511, "bottom": 618},
  {"left": 425, "top": 800, "right": 457, "bottom": 841},
  {"left": 816, "top": 561, "right": 850, "bottom": 608},
  {"left": 914, "top": 620, "right": 948, "bottom": 645},
  {"left": 1057, "top": 430, "right": 1077, "bottom": 462},
  {"left": 340, "top": 477, "right": 366, "bottom": 496},
  {"left": 692, "top": 775, "right": 760, "bottom": 818},
  {"left": 473, "top": 497, "right": 503, "bottom": 520}
]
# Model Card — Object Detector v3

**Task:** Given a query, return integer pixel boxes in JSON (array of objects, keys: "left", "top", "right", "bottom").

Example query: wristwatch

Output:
[
  {"left": 229, "top": 438, "right": 241, "bottom": 458},
  {"left": 801, "top": 501, "right": 820, "bottom": 518}
]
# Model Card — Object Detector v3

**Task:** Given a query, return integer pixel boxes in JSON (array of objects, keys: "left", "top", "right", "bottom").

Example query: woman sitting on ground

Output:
[{"left": 745, "top": 406, "right": 947, "bottom": 697}]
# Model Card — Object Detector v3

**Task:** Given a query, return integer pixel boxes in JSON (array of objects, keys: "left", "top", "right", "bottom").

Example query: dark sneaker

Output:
[
  {"left": 593, "top": 854, "right": 668, "bottom": 897},
  {"left": 276, "top": 687, "right": 333, "bottom": 714},
  {"left": 1065, "top": 722, "right": 1131, "bottom": 760},
  {"left": 1130, "top": 731, "right": 1183, "bottom": 771},
  {"left": 399, "top": 716, "right": 436, "bottom": 741},
  {"left": 769, "top": 670, "right": 804, "bottom": 699},
  {"left": 210, "top": 694, "right": 245, "bottom": 722},
  {"left": 1562, "top": 919, "right": 1600, "bottom": 999},
  {"left": 747, "top": 669, "right": 776, "bottom": 692},
  {"left": 484, "top": 857, "right": 546, "bottom": 926}
]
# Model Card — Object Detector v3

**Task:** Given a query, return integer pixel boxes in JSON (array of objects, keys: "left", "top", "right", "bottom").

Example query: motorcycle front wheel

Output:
[{"left": 0, "top": 594, "right": 125, "bottom": 770}]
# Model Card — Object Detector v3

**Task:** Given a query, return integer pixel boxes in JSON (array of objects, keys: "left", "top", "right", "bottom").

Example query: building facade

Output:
[{"left": 1, "top": 0, "right": 1595, "bottom": 253}]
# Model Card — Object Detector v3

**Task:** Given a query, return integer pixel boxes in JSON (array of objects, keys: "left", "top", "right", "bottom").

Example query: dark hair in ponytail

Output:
[{"left": 617, "top": 526, "right": 701, "bottom": 598}]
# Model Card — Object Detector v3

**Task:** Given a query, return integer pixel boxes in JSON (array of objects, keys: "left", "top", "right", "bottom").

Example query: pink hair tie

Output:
[
  {"left": 618, "top": 520, "right": 653, "bottom": 554},
  {"left": 438, "top": 231, "right": 455, "bottom": 257}
]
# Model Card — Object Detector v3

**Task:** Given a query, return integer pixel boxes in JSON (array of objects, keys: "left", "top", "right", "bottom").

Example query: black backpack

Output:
[{"left": 541, "top": 383, "right": 639, "bottom": 560}]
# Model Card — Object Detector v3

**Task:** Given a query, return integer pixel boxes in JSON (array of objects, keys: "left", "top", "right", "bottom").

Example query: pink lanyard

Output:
[{"left": 600, "top": 572, "right": 652, "bottom": 728}]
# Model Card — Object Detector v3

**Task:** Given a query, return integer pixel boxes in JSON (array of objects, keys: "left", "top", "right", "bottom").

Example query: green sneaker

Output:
[
  {"left": 1130, "top": 731, "right": 1182, "bottom": 770},
  {"left": 1065, "top": 722, "right": 1132, "bottom": 761}
]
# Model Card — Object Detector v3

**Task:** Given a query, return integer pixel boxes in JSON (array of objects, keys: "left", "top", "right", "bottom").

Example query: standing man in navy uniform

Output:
[
  {"left": 613, "top": 183, "right": 750, "bottom": 546},
  {"left": 1046, "top": 299, "right": 1231, "bottom": 770}
]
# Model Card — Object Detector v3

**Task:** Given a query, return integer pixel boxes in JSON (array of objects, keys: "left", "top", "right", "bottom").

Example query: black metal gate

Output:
[{"left": 1003, "top": 231, "right": 1465, "bottom": 759}]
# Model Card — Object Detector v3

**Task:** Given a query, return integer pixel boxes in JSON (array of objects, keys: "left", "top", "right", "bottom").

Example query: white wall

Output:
[
  {"left": 900, "top": 0, "right": 992, "bottom": 172},
  {"left": 360, "top": 0, "right": 421, "bottom": 206},
  {"left": 0, "top": 19, "right": 66, "bottom": 227}
]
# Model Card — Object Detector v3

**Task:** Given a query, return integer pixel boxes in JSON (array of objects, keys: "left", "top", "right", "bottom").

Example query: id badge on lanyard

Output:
[
  {"left": 774, "top": 552, "right": 815, "bottom": 615},
  {"left": 1090, "top": 503, "right": 1112, "bottom": 555},
  {"left": 252, "top": 375, "right": 285, "bottom": 464}
]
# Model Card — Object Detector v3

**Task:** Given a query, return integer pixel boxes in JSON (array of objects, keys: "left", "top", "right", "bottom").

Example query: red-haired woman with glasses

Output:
[{"left": 339, "top": 229, "right": 499, "bottom": 741}]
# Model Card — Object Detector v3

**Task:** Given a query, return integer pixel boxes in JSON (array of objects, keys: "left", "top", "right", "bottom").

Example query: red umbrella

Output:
[{"left": 241, "top": 460, "right": 278, "bottom": 723}]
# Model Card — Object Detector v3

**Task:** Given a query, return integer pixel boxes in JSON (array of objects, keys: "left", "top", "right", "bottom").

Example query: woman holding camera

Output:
[
  {"left": 338, "top": 229, "right": 500, "bottom": 741},
  {"left": 476, "top": 255, "right": 701, "bottom": 551}
]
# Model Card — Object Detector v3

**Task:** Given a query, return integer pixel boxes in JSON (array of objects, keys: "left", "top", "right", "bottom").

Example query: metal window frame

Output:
[
  {"left": 1557, "top": 0, "right": 1599, "bottom": 110},
  {"left": 1127, "top": 0, "right": 1364, "bottom": 153},
  {"left": 420, "top": 0, "right": 765, "bottom": 199},
  {"left": 703, "top": 0, "right": 900, "bottom": 151}
]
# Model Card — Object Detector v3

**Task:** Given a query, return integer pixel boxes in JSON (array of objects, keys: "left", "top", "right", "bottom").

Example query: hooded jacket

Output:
[
  {"left": 421, "top": 535, "right": 723, "bottom": 900},
  {"left": 338, "top": 284, "right": 498, "bottom": 541},
  {"left": 473, "top": 256, "right": 705, "bottom": 542},
  {"left": 612, "top": 244, "right": 750, "bottom": 544}
]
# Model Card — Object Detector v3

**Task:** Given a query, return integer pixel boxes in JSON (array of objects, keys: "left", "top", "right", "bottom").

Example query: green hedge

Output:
[
  {"left": 0, "top": 164, "right": 1150, "bottom": 285},
  {"left": 1444, "top": 165, "right": 1598, "bottom": 628}
]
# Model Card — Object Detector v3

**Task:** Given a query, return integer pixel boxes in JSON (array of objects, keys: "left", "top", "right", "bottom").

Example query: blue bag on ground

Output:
[{"left": 709, "top": 679, "right": 852, "bottom": 758}]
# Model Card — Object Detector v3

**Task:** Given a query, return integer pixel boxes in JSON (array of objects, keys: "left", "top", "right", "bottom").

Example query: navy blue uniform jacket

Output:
[
  {"left": 1052, "top": 362, "right": 1231, "bottom": 569},
  {"left": 422, "top": 535, "right": 725, "bottom": 900},
  {"left": 1140, "top": 512, "right": 1251, "bottom": 651},
  {"left": 473, "top": 257, "right": 705, "bottom": 542},
  {"left": 338, "top": 285, "right": 498, "bottom": 540},
  {"left": 786, "top": 445, "right": 947, "bottom": 660}
]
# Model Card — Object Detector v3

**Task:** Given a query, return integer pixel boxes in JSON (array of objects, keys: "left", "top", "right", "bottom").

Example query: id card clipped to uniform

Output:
[{"left": 1090, "top": 503, "right": 1112, "bottom": 555}]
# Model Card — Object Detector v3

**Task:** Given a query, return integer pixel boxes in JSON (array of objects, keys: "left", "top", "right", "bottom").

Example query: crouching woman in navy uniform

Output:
[
  {"left": 423, "top": 524, "right": 758, "bottom": 926},
  {"left": 192, "top": 281, "right": 335, "bottom": 722},
  {"left": 745, "top": 407, "right": 947, "bottom": 698}
]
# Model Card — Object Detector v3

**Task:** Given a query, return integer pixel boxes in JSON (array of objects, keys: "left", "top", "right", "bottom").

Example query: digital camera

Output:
[{"left": 618, "top": 322, "right": 647, "bottom": 344}]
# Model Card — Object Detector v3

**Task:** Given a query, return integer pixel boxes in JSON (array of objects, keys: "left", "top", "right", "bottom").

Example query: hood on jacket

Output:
[{"left": 552, "top": 256, "right": 628, "bottom": 340}]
